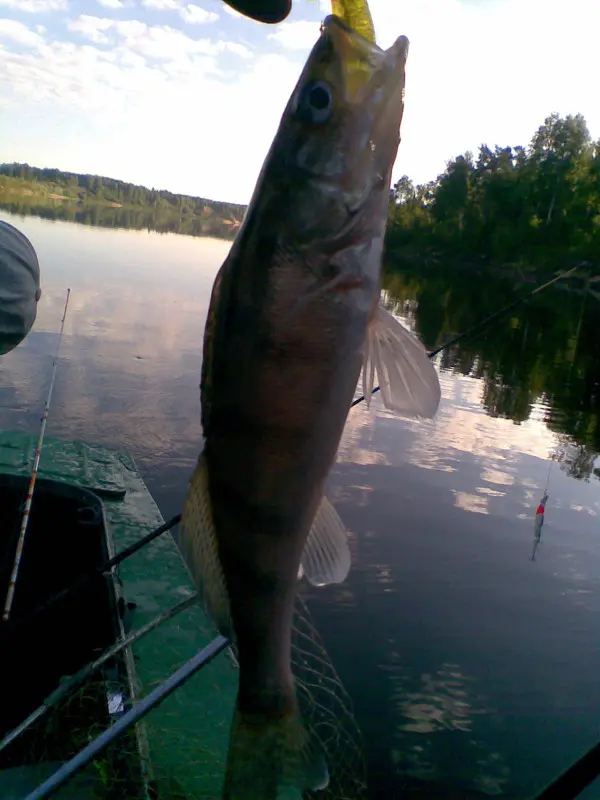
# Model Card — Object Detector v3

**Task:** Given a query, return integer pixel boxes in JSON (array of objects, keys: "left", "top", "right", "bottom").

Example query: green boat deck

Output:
[{"left": 0, "top": 429, "right": 237, "bottom": 799}]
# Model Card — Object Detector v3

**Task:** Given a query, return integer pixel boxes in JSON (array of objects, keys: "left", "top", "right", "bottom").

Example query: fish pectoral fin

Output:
[
  {"left": 223, "top": 706, "right": 329, "bottom": 800},
  {"left": 300, "top": 496, "right": 351, "bottom": 587},
  {"left": 362, "top": 303, "right": 441, "bottom": 419},
  {"left": 178, "top": 451, "right": 232, "bottom": 637}
]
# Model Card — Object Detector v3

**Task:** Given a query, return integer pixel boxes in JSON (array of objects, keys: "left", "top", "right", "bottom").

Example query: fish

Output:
[{"left": 178, "top": 13, "right": 441, "bottom": 800}]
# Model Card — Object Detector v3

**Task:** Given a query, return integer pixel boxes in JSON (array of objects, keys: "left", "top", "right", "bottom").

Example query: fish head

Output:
[{"left": 267, "top": 15, "right": 409, "bottom": 278}]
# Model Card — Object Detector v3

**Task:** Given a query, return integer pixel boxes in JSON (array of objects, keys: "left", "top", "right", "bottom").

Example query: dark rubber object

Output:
[{"left": 222, "top": 0, "right": 292, "bottom": 23}]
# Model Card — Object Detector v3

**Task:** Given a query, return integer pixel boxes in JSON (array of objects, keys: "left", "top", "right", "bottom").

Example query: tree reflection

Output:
[
  {"left": 0, "top": 198, "right": 240, "bottom": 241},
  {"left": 553, "top": 439, "right": 599, "bottom": 482},
  {"left": 382, "top": 264, "right": 600, "bottom": 478},
  {"left": 5, "top": 187, "right": 600, "bottom": 480}
]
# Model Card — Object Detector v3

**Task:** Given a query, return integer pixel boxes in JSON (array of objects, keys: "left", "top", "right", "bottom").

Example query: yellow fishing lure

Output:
[{"left": 331, "top": 0, "right": 376, "bottom": 43}]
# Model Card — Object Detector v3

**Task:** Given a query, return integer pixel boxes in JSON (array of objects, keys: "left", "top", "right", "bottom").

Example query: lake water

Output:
[{"left": 1, "top": 209, "right": 600, "bottom": 800}]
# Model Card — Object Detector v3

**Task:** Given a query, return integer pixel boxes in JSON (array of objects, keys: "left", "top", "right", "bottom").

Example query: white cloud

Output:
[
  {"left": 138, "top": 0, "right": 220, "bottom": 24},
  {"left": 223, "top": 40, "right": 251, "bottom": 58},
  {"left": 66, "top": 15, "right": 249, "bottom": 62},
  {"left": 67, "top": 15, "right": 115, "bottom": 45},
  {"left": 141, "top": 0, "right": 180, "bottom": 9},
  {"left": 97, "top": 0, "right": 124, "bottom": 8},
  {"left": 0, "top": 19, "right": 45, "bottom": 46},
  {"left": 0, "top": 29, "right": 300, "bottom": 202},
  {"left": 180, "top": 4, "right": 218, "bottom": 24},
  {"left": 222, "top": 3, "right": 243, "bottom": 18},
  {"left": 2, "top": 38, "right": 164, "bottom": 110},
  {"left": 0, "top": 0, "right": 599, "bottom": 209},
  {"left": 118, "top": 49, "right": 146, "bottom": 68},
  {"left": 111, "top": 19, "right": 147, "bottom": 40},
  {"left": 268, "top": 20, "right": 319, "bottom": 50},
  {"left": 113, "top": 21, "right": 219, "bottom": 60},
  {"left": 0, "top": 0, "right": 66, "bottom": 11}
]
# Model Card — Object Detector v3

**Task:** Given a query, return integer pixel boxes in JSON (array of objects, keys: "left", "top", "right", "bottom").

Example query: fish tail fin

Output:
[{"left": 223, "top": 704, "right": 329, "bottom": 800}]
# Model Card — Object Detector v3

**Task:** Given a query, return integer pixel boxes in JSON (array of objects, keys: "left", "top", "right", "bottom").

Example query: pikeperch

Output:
[{"left": 179, "top": 14, "right": 440, "bottom": 799}]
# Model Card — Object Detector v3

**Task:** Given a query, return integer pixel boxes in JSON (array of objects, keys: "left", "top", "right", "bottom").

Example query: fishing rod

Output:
[
  {"left": 0, "top": 592, "right": 201, "bottom": 754},
  {"left": 531, "top": 739, "right": 600, "bottom": 799},
  {"left": 0, "top": 267, "right": 580, "bottom": 633},
  {"left": 351, "top": 265, "right": 580, "bottom": 408},
  {"left": 24, "top": 635, "right": 230, "bottom": 800},
  {"left": 2, "top": 288, "right": 71, "bottom": 623},
  {"left": 11, "top": 265, "right": 593, "bottom": 797},
  {"left": 0, "top": 512, "right": 181, "bottom": 643}
]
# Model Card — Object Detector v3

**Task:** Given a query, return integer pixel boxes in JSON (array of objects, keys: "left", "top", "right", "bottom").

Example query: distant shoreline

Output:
[{"left": 0, "top": 163, "right": 248, "bottom": 241}]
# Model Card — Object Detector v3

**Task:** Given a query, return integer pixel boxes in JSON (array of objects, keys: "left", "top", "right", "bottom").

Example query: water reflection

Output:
[
  {"left": 0, "top": 197, "right": 239, "bottom": 241},
  {"left": 383, "top": 264, "right": 600, "bottom": 478},
  {"left": 396, "top": 663, "right": 489, "bottom": 735},
  {"left": 3, "top": 210, "right": 600, "bottom": 798},
  {"left": 380, "top": 648, "right": 511, "bottom": 797},
  {"left": 322, "top": 285, "right": 600, "bottom": 796},
  {"left": 0, "top": 212, "right": 229, "bottom": 518}
]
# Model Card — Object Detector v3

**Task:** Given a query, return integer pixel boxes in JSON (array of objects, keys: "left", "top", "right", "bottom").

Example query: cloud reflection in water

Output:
[{"left": 383, "top": 650, "right": 509, "bottom": 796}]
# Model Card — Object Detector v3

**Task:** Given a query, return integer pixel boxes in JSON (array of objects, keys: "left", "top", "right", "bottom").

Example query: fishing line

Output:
[
  {"left": 543, "top": 460, "right": 552, "bottom": 495},
  {"left": 531, "top": 272, "right": 588, "bottom": 561},
  {"left": 351, "top": 265, "right": 580, "bottom": 409},
  {"left": 8, "top": 265, "right": 576, "bottom": 627},
  {"left": 2, "top": 288, "right": 71, "bottom": 623}
]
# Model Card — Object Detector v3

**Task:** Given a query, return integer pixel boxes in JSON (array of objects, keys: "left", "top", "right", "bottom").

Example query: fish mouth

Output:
[
  {"left": 277, "top": 14, "right": 410, "bottom": 242},
  {"left": 311, "top": 16, "right": 409, "bottom": 217},
  {"left": 321, "top": 14, "right": 409, "bottom": 106}
]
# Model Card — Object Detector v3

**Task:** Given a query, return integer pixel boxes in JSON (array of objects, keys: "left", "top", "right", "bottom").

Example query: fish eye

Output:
[{"left": 297, "top": 80, "right": 333, "bottom": 124}]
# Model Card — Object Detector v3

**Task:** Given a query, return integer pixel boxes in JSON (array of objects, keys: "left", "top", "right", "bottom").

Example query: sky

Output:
[{"left": 0, "top": 0, "right": 598, "bottom": 205}]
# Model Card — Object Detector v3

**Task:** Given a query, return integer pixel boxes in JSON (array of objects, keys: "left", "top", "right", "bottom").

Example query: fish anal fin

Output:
[
  {"left": 178, "top": 451, "right": 232, "bottom": 637},
  {"left": 300, "top": 496, "right": 350, "bottom": 588},
  {"left": 223, "top": 705, "right": 329, "bottom": 800},
  {"left": 363, "top": 303, "right": 441, "bottom": 418}
]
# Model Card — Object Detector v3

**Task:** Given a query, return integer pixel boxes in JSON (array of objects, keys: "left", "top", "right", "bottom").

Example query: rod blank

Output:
[
  {"left": 0, "top": 593, "right": 200, "bottom": 754},
  {"left": 3, "top": 289, "right": 71, "bottom": 622},
  {"left": 25, "top": 635, "right": 230, "bottom": 800}
]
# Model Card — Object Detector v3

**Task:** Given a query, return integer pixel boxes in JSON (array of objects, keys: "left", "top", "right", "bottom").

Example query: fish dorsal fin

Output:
[
  {"left": 362, "top": 303, "right": 441, "bottom": 418},
  {"left": 178, "top": 451, "right": 232, "bottom": 637},
  {"left": 300, "top": 496, "right": 350, "bottom": 587}
]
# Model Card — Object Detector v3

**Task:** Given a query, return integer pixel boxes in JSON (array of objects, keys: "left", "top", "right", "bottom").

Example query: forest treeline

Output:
[
  {"left": 0, "top": 162, "right": 246, "bottom": 239},
  {"left": 2, "top": 119, "right": 600, "bottom": 465},
  {"left": 386, "top": 113, "right": 600, "bottom": 273},
  {"left": 1, "top": 112, "right": 599, "bottom": 266}
]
